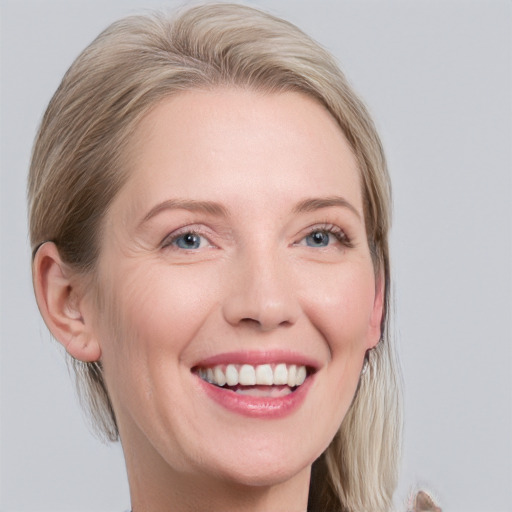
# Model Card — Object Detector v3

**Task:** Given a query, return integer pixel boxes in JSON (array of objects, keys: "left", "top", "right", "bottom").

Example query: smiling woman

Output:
[{"left": 28, "top": 4, "right": 402, "bottom": 512}]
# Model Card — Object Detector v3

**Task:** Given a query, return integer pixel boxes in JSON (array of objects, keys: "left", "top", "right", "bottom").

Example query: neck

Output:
[
  {"left": 128, "top": 460, "right": 310, "bottom": 512},
  {"left": 131, "top": 470, "right": 310, "bottom": 512},
  {"left": 124, "top": 442, "right": 311, "bottom": 512}
]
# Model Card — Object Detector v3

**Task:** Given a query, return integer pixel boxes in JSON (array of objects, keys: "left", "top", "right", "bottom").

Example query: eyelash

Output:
[
  {"left": 162, "top": 223, "right": 352, "bottom": 251},
  {"left": 161, "top": 226, "right": 213, "bottom": 250},
  {"left": 299, "top": 224, "right": 353, "bottom": 248}
]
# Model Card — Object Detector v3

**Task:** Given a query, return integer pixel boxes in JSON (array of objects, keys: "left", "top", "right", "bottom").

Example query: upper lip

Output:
[{"left": 191, "top": 350, "right": 321, "bottom": 371}]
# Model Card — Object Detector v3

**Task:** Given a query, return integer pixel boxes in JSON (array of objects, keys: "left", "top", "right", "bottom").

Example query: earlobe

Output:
[
  {"left": 367, "top": 270, "right": 385, "bottom": 349},
  {"left": 32, "top": 242, "right": 101, "bottom": 362}
]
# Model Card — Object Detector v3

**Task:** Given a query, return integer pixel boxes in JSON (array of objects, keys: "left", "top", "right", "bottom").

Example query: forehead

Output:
[{"left": 117, "top": 87, "right": 362, "bottom": 219}]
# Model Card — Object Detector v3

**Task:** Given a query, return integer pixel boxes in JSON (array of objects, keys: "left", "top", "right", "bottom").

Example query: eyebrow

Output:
[
  {"left": 293, "top": 196, "right": 361, "bottom": 220},
  {"left": 141, "top": 199, "right": 229, "bottom": 225},
  {"left": 140, "top": 195, "right": 361, "bottom": 226}
]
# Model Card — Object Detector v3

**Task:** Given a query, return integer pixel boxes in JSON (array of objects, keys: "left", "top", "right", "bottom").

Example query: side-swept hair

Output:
[{"left": 28, "top": 4, "right": 401, "bottom": 510}]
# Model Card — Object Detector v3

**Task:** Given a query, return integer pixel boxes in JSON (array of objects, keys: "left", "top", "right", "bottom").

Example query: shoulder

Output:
[{"left": 408, "top": 490, "right": 442, "bottom": 512}]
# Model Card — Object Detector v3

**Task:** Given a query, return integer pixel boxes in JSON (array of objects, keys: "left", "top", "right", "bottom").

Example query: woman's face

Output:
[{"left": 87, "top": 88, "right": 383, "bottom": 489}]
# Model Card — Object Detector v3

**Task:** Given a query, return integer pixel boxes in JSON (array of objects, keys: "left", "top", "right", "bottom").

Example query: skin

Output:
[{"left": 34, "top": 88, "right": 383, "bottom": 512}]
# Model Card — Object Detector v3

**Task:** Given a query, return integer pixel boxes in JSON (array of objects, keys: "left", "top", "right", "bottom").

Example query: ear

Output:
[
  {"left": 366, "top": 269, "right": 385, "bottom": 349},
  {"left": 32, "top": 242, "right": 101, "bottom": 362}
]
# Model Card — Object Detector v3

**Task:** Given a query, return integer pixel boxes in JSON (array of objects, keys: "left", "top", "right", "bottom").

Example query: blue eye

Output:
[
  {"left": 305, "top": 230, "right": 331, "bottom": 247},
  {"left": 295, "top": 225, "right": 352, "bottom": 249},
  {"left": 173, "top": 232, "right": 204, "bottom": 249}
]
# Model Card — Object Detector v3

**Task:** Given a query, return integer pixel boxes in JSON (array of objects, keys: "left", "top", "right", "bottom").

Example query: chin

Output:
[
  {"left": 193, "top": 432, "right": 319, "bottom": 489},
  {"left": 214, "top": 459, "right": 311, "bottom": 489}
]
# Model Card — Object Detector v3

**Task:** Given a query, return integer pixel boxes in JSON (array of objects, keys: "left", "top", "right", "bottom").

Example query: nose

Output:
[{"left": 222, "top": 249, "right": 300, "bottom": 331}]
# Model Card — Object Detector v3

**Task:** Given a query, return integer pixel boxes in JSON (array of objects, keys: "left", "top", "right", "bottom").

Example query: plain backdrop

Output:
[{"left": 1, "top": 1, "right": 510, "bottom": 511}]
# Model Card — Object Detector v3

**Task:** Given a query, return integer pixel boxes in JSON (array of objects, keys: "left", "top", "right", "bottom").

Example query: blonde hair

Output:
[{"left": 28, "top": 4, "right": 401, "bottom": 511}]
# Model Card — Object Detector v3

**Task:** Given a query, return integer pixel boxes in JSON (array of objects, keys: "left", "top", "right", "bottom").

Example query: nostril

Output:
[
  {"left": 240, "top": 317, "right": 260, "bottom": 326},
  {"left": 239, "top": 316, "right": 293, "bottom": 331},
  {"left": 221, "top": 275, "right": 300, "bottom": 329}
]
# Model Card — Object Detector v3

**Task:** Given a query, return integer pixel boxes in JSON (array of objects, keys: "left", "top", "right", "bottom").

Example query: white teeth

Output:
[
  {"left": 255, "top": 364, "right": 273, "bottom": 385},
  {"left": 197, "top": 363, "right": 309, "bottom": 388},
  {"left": 273, "top": 363, "right": 288, "bottom": 385},
  {"left": 225, "top": 364, "right": 239, "bottom": 386},
  {"left": 239, "top": 364, "right": 256, "bottom": 385},
  {"left": 287, "top": 364, "right": 297, "bottom": 387},
  {"left": 296, "top": 365, "right": 307, "bottom": 385},
  {"left": 214, "top": 367, "right": 226, "bottom": 386}
]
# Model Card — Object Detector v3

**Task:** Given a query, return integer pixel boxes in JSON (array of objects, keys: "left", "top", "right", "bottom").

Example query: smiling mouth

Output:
[{"left": 193, "top": 363, "right": 312, "bottom": 397}]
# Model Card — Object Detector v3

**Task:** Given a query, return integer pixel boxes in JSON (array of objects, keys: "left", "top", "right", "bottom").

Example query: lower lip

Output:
[{"left": 196, "top": 376, "right": 313, "bottom": 418}]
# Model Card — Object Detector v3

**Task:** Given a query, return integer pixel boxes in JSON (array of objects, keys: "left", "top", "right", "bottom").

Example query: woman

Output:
[{"left": 29, "top": 3, "right": 405, "bottom": 511}]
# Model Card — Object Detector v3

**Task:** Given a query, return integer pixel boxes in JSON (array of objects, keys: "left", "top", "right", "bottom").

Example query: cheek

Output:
[
  {"left": 92, "top": 262, "right": 224, "bottom": 434},
  {"left": 298, "top": 260, "right": 377, "bottom": 355},
  {"left": 97, "top": 261, "right": 222, "bottom": 365}
]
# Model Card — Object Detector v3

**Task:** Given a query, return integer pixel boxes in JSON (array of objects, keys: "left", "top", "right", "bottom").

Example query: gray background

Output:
[{"left": 1, "top": 1, "right": 510, "bottom": 511}]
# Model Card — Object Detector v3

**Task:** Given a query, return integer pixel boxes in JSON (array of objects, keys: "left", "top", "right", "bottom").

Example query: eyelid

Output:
[
  {"left": 161, "top": 224, "right": 216, "bottom": 249},
  {"left": 159, "top": 222, "right": 352, "bottom": 250},
  {"left": 295, "top": 223, "right": 353, "bottom": 247}
]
